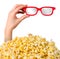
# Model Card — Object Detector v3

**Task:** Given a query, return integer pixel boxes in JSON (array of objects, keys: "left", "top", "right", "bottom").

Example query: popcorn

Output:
[{"left": 0, "top": 34, "right": 60, "bottom": 59}]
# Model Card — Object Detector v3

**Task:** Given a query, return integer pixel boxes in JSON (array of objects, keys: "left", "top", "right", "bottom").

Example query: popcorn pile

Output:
[{"left": 0, "top": 34, "right": 60, "bottom": 59}]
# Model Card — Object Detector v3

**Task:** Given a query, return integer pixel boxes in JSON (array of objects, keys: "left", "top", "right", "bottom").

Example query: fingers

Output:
[
  {"left": 12, "top": 4, "right": 26, "bottom": 11},
  {"left": 12, "top": 4, "right": 27, "bottom": 15},
  {"left": 16, "top": 14, "right": 29, "bottom": 25},
  {"left": 9, "top": 4, "right": 27, "bottom": 16},
  {"left": 17, "top": 9, "right": 25, "bottom": 14},
  {"left": 19, "top": 15, "right": 29, "bottom": 21}
]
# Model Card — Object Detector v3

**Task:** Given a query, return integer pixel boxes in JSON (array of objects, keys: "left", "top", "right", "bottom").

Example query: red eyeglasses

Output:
[{"left": 23, "top": 6, "right": 56, "bottom": 16}]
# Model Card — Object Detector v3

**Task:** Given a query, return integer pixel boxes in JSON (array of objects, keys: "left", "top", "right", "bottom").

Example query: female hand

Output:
[{"left": 5, "top": 4, "right": 29, "bottom": 42}]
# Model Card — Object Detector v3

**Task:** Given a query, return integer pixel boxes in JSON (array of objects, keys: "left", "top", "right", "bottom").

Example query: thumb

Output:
[{"left": 16, "top": 15, "right": 29, "bottom": 24}]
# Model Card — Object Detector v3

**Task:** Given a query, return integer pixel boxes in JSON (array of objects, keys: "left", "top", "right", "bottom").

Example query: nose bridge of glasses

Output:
[
  {"left": 37, "top": 8, "right": 40, "bottom": 10},
  {"left": 37, "top": 8, "right": 42, "bottom": 11}
]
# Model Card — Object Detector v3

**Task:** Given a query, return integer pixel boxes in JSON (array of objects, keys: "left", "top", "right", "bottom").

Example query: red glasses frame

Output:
[{"left": 23, "top": 6, "right": 56, "bottom": 16}]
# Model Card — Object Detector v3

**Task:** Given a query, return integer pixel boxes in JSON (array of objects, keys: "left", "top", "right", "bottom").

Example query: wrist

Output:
[
  {"left": 5, "top": 27, "right": 13, "bottom": 37},
  {"left": 5, "top": 29, "right": 12, "bottom": 34},
  {"left": 4, "top": 27, "right": 12, "bottom": 42},
  {"left": 5, "top": 26, "right": 13, "bottom": 33}
]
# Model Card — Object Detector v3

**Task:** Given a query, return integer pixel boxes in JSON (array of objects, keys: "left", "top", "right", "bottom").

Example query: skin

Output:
[{"left": 4, "top": 4, "right": 29, "bottom": 42}]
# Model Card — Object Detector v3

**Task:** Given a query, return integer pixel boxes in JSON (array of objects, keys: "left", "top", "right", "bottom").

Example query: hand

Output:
[
  {"left": 5, "top": 4, "right": 29, "bottom": 31},
  {"left": 4, "top": 4, "right": 29, "bottom": 42}
]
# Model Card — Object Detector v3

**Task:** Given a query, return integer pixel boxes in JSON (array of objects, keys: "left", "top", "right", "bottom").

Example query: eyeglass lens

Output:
[
  {"left": 41, "top": 8, "right": 52, "bottom": 15},
  {"left": 26, "top": 8, "right": 37, "bottom": 15}
]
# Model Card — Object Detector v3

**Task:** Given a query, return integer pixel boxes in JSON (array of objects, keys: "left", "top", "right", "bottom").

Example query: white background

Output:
[{"left": 0, "top": 0, "right": 60, "bottom": 49}]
